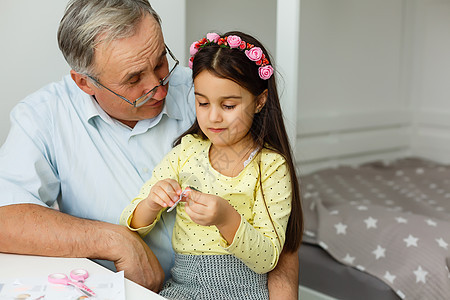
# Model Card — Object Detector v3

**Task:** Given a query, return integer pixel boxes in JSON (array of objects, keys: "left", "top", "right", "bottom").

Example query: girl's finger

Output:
[
  {"left": 164, "top": 179, "right": 183, "bottom": 198},
  {"left": 153, "top": 186, "right": 175, "bottom": 206},
  {"left": 185, "top": 189, "right": 208, "bottom": 207}
]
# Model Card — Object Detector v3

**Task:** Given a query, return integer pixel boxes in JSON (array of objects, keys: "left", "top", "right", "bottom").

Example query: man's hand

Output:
[
  {"left": 111, "top": 226, "right": 165, "bottom": 292},
  {"left": 0, "top": 204, "right": 165, "bottom": 292}
]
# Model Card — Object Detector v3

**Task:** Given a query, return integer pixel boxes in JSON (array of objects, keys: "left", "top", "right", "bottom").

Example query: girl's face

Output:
[{"left": 194, "top": 70, "right": 259, "bottom": 150}]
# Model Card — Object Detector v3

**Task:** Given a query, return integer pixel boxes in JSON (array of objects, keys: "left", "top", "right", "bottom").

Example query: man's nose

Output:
[{"left": 143, "top": 74, "right": 167, "bottom": 100}]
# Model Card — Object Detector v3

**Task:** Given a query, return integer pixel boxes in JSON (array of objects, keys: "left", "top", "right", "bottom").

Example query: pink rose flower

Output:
[
  {"left": 227, "top": 35, "right": 242, "bottom": 48},
  {"left": 190, "top": 41, "right": 198, "bottom": 56},
  {"left": 206, "top": 32, "right": 220, "bottom": 43},
  {"left": 258, "top": 65, "right": 274, "bottom": 80},
  {"left": 245, "top": 47, "right": 263, "bottom": 61}
]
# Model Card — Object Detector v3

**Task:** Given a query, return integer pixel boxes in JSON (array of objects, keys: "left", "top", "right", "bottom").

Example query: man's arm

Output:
[
  {"left": 268, "top": 248, "right": 299, "bottom": 300},
  {"left": 0, "top": 203, "right": 165, "bottom": 292}
]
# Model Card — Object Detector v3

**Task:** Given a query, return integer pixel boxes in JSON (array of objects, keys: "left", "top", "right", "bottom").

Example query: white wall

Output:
[
  {"left": 0, "top": 1, "right": 69, "bottom": 145},
  {"left": 0, "top": 0, "right": 184, "bottom": 145},
  {"left": 3, "top": 0, "right": 450, "bottom": 172},
  {"left": 296, "top": 0, "right": 450, "bottom": 174},
  {"left": 185, "top": 0, "right": 277, "bottom": 60},
  {"left": 297, "top": 0, "right": 412, "bottom": 174},
  {"left": 409, "top": 0, "right": 450, "bottom": 163}
]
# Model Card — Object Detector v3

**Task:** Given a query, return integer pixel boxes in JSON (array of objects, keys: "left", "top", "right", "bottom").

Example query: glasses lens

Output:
[
  {"left": 135, "top": 89, "right": 157, "bottom": 107},
  {"left": 133, "top": 47, "right": 178, "bottom": 108},
  {"left": 162, "top": 69, "right": 175, "bottom": 86}
]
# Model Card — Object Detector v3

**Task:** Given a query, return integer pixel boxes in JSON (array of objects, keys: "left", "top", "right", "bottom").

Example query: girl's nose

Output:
[{"left": 209, "top": 106, "right": 222, "bottom": 123}]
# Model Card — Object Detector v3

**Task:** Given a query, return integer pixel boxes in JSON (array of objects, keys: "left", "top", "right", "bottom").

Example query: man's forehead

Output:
[{"left": 93, "top": 15, "right": 164, "bottom": 79}]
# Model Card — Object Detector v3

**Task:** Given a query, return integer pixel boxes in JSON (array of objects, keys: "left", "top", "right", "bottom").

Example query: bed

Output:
[{"left": 298, "top": 157, "right": 450, "bottom": 299}]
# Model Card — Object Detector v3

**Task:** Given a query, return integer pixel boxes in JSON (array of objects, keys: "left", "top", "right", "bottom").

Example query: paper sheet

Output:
[{"left": 0, "top": 271, "right": 125, "bottom": 300}]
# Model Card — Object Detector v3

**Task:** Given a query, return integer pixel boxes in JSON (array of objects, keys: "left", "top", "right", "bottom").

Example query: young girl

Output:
[{"left": 120, "top": 31, "right": 303, "bottom": 299}]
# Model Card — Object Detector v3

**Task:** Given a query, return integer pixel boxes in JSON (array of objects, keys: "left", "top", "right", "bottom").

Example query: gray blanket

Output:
[{"left": 301, "top": 158, "right": 450, "bottom": 299}]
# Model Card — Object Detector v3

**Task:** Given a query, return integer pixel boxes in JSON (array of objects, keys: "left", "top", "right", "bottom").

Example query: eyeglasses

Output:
[{"left": 87, "top": 45, "right": 179, "bottom": 108}]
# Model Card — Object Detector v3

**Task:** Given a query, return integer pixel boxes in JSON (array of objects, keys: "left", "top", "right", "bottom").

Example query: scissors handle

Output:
[
  {"left": 48, "top": 271, "right": 96, "bottom": 297},
  {"left": 70, "top": 269, "right": 89, "bottom": 282},
  {"left": 48, "top": 273, "right": 70, "bottom": 285}
]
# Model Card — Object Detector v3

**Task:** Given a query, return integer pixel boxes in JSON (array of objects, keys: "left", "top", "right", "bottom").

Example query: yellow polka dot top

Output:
[{"left": 120, "top": 134, "right": 292, "bottom": 273}]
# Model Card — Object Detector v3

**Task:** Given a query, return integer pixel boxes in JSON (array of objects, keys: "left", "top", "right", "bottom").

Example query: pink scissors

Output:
[{"left": 48, "top": 269, "right": 96, "bottom": 297}]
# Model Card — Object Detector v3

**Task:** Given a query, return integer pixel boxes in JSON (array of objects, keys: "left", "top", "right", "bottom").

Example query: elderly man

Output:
[{"left": 0, "top": 0, "right": 299, "bottom": 298}]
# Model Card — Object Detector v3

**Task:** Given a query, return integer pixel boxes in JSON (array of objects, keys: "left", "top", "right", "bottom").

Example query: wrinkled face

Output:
[
  {"left": 194, "top": 70, "right": 258, "bottom": 150},
  {"left": 89, "top": 14, "right": 169, "bottom": 127}
]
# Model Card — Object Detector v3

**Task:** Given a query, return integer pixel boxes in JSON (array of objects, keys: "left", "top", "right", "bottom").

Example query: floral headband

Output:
[{"left": 189, "top": 32, "right": 274, "bottom": 80}]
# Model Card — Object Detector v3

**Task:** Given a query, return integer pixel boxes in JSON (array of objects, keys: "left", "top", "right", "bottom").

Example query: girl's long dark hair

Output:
[{"left": 175, "top": 31, "right": 303, "bottom": 252}]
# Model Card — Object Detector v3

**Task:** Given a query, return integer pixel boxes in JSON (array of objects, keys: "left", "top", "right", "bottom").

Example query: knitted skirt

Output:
[{"left": 160, "top": 254, "right": 269, "bottom": 300}]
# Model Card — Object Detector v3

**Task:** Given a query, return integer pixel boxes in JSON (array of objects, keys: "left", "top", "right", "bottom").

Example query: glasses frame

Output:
[{"left": 87, "top": 45, "right": 179, "bottom": 108}]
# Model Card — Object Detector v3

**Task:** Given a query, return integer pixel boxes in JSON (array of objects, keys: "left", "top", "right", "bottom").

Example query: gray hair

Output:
[{"left": 58, "top": 0, "right": 161, "bottom": 76}]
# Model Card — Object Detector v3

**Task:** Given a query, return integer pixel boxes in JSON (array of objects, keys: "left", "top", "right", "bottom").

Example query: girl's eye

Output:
[
  {"left": 198, "top": 102, "right": 209, "bottom": 107},
  {"left": 224, "top": 104, "right": 236, "bottom": 110}
]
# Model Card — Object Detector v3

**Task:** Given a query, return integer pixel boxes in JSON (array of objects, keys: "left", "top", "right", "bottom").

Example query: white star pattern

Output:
[
  {"left": 304, "top": 230, "right": 316, "bottom": 237},
  {"left": 403, "top": 234, "right": 419, "bottom": 247},
  {"left": 334, "top": 222, "right": 347, "bottom": 234},
  {"left": 356, "top": 265, "right": 365, "bottom": 271},
  {"left": 318, "top": 241, "right": 328, "bottom": 250},
  {"left": 364, "top": 217, "right": 378, "bottom": 229},
  {"left": 396, "top": 290, "right": 406, "bottom": 299},
  {"left": 343, "top": 253, "right": 355, "bottom": 264},
  {"left": 436, "top": 238, "right": 448, "bottom": 250},
  {"left": 395, "top": 217, "right": 408, "bottom": 224},
  {"left": 302, "top": 159, "right": 450, "bottom": 299},
  {"left": 425, "top": 219, "right": 437, "bottom": 227},
  {"left": 372, "top": 245, "right": 386, "bottom": 259},
  {"left": 413, "top": 266, "right": 428, "bottom": 283},
  {"left": 384, "top": 271, "right": 396, "bottom": 284}
]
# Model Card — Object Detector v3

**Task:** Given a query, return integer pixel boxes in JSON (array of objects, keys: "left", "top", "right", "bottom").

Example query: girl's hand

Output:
[
  {"left": 131, "top": 179, "right": 181, "bottom": 230},
  {"left": 184, "top": 188, "right": 241, "bottom": 244},
  {"left": 143, "top": 179, "right": 182, "bottom": 212}
]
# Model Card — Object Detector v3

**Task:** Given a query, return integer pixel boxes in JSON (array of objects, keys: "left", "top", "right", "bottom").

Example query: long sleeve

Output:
[
  {"left": 119, "top": 144, "right": 182, "bottom": 236},
  {"left": 220, "top": 152, "right": 292, "bottom": 273}
]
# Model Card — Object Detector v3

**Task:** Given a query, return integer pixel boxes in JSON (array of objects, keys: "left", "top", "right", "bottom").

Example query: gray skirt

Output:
[{"left": 160, "top": 254, "right": 269, "bottom": 300}]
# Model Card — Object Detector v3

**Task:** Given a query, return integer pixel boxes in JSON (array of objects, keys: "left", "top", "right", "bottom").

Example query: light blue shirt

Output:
[{"left": 0, "top": 66, "right": 196, "bottom": 279}]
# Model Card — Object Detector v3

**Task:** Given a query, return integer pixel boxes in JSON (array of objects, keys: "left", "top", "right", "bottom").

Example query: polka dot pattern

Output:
[{"left": 121, "top": 134, "right": 293, "bottom": 273}]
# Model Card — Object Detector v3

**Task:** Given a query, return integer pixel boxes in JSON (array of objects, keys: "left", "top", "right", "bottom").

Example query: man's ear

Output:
[
  {"left": 70, "top": 70, "right": 95, "bottom": 96},
  {"left": 255, "top": 89, "right": 268, "bottom": 113}
]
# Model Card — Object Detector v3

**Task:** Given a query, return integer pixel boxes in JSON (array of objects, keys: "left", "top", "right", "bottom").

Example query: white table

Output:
[{"left": 0, "top": 253, "right": 165, "bottom": 299}]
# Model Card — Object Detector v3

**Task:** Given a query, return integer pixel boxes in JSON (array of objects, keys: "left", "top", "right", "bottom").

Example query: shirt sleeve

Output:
[
  {"left": 0, "top": 101, "right": 60, "bottom": 209},
  {"left": 220, "top": 152, "right": 292, "bottom": 274},
  {"left": 119, "top": 143, "right": 183, "bottom": 236}
]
